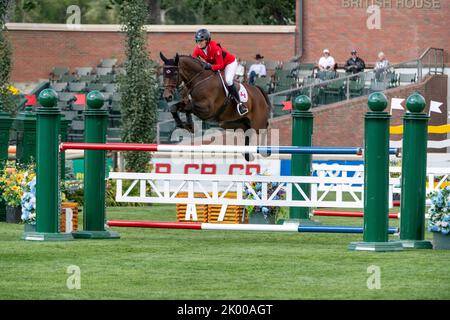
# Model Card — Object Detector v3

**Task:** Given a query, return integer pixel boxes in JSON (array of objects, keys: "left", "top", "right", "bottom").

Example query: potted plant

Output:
[
  {"left": 0, "top": 162, "right": 35, "bottom": 224},
  {"left": 244, "top": 172, "right": 287, "bottom": 224},
  {"left": 427, "top": 186, "right": 450, "bottom": 250}
]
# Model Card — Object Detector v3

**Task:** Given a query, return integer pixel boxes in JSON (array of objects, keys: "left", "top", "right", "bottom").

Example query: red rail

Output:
[
  {"left": 107, "top": 220, "right": 202, "bottom": 229},
  {"left": 313, "top": 210, "right": 399, "bottom": 219},
  {"left": 60, "top": 142, "right": 159, "bottom": 152}
]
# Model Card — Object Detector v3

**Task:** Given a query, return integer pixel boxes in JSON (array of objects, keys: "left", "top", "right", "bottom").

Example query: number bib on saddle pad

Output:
[{"left": 237, "top": 84, "right": 249, "bottom": 103}]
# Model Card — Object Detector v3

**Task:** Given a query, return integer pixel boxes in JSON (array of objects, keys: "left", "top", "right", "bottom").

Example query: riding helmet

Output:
[{"left": 195, "top": 29, "right": 211, "bottom": 42}]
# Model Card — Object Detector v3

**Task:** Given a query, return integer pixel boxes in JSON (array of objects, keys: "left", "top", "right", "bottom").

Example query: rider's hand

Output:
[{"left": 204, "top": 63, "right": 212, "bottom": 70}]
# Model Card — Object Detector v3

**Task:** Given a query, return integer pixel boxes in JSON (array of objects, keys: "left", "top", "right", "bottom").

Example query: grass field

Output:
[{"left": 0, "top": 204, "right": 449, "bottom": 300}]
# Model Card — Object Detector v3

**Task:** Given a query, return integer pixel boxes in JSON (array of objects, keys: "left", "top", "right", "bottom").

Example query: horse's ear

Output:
[
  {"left": 160, "top": 52, "right": 168, "bottom": 63},
  {"left": 175, "top": 53, "right": 179, "bottom": 65}
]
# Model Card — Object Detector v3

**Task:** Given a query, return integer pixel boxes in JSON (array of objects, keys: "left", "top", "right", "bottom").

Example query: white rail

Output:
[{"left": 108, "top": 172, "right": 398, "bottom": 221}]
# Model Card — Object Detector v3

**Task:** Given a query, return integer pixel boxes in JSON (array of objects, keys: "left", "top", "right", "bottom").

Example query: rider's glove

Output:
[{"left": 204, "top": 63, "right": 212, "bottom": 70}]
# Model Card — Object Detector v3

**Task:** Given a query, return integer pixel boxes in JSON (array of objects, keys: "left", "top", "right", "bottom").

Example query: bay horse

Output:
[{"left": 159, "top": 52, "right": 271, "bottom": 137}]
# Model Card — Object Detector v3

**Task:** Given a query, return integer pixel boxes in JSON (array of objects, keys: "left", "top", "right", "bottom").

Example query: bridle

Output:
[
  {"left": 162, "top": 58, "right": 214, "bottom": 96},
  {"left": 162, "top": 65, "right": 179, "bottom": 92}
]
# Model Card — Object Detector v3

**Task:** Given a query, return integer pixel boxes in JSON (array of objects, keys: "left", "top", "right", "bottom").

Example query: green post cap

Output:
[
  {"left": 406, "top": 92, "right": 426, "bottom": 113},
  {"left": 293, "top": 95, "right": 311, "bottom": 111},
  {"left": 86, "top": 90, "right": 105, "bottom": 110},
  {"left": 367, "top": 92, "right": 388, "bottom": 112},
  {"left": 38, "top": 89, "right": 58, "bottom": 108}
]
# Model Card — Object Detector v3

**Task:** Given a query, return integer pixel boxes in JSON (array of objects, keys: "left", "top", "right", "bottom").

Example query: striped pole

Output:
[
  {"left": 107, "top": 220, "right": 398, "bottom": 234},
  {"left": 60, "top": 142, "right": 398, "bottom": 155},
  {"left": 313, "top": 210, "right": 399, "bottom": 219}
]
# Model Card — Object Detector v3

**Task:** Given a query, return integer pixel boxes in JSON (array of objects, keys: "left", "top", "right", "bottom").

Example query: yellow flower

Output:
[
  {"left": 16, "top": 173, "right": 24, "bottom": 184},
  {"left": 7, "top": 86, "right": 20, "bottom": 95}
]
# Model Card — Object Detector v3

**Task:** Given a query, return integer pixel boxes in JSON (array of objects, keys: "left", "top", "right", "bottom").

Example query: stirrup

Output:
[{"left": 237, "top": 103, "right": 248, "bottom": 116}]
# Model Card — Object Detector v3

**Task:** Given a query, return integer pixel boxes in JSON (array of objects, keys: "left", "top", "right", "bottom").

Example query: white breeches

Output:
[{"left": 224, "top": 60, "right": 238, "bottom": 86}]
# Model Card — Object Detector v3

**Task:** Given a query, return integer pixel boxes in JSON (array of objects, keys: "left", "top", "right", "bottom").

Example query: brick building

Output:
[
  {"left": 3, "top": 1, "right": 448, "bottom": 147},
  {"left": 5, "top": 0, "right": 449, "bottom": 82}
]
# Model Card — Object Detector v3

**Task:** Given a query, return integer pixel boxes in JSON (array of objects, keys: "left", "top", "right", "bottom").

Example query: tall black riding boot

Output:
[{"left": 226, "top": 84, "right": 248, "bottom": 116}]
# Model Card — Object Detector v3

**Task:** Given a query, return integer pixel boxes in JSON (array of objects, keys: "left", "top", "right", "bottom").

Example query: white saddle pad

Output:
[{"left": 237, "top": 84, "right": 249, "bottom": 103}]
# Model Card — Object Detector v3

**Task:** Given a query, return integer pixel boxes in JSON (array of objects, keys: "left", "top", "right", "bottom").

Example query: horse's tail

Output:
[
  {"left": 255, "top": 85, "right": 272, "bottom": 112},
  {"left": 255, "top": 85, "right": 272, "bottom": 129}
]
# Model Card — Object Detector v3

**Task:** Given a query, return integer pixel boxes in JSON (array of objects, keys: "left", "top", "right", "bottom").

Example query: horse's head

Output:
[{"left": 160, "top": 52, "right": 179, "bottom": 102}]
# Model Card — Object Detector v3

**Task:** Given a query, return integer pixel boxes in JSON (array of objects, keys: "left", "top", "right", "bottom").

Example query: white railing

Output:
[
  {"left": 108, "top": 165, "right": 448, "bottom": 220},
  {"left": 108, "top": 172, "right": 385, "bottom": 220},
  {"left": 313, "top": 164, "right": 449, "bottom": 195}
]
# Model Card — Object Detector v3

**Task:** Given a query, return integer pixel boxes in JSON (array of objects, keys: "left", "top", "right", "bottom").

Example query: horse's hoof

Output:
[{"left": 244, "top": 152, "right": 255, "bottom": 162}]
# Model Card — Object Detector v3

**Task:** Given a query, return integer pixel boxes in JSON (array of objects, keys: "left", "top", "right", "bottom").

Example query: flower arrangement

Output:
[
  {"left": 21, "top": 176, "right": 36, "bottom": 225},
  {"left": 427, "top": 186, "right": 450, "bottom": 235},
  {"left": 244, "top": 171, "right": 287, "bottom": 224},
  {"left": 0, "top": 162, "right": 35, "bottom": 208}
]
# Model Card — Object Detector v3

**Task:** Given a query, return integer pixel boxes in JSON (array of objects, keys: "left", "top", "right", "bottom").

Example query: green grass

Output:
[{"left": 0, "top": 204, "right": 449, "bottom": 300}]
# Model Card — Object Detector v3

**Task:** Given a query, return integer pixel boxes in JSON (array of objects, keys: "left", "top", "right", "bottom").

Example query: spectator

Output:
[
  {"left": 247, "top": 53, "right": 267, "bottom": 85},
  {"left": 344, "top": 49, "right": 365, "bottom": 74},
  {"left": 374, "top": 51, "right": 390, "bottom": 81},
  {"left": 318, "top": 49, "right": 335, "bottom": 72}
]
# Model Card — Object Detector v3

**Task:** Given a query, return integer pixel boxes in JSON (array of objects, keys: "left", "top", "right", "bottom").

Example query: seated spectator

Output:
[
  {"left": 318, "top": 49, "right": 335, "bottom": 72},
  {"left": 344, "top": 49, "right": 365, "bottom": 74},
  {"left": 247, "top": 54, "right": 267, "bottom": 85},
  {"left": 374, "top": 52, "right": 390, "bottom": 81}
]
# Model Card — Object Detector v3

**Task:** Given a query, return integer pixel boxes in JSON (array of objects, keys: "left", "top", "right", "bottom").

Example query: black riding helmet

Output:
[{"left": 195, "top": 28, "right": 211, "bottom": 42}]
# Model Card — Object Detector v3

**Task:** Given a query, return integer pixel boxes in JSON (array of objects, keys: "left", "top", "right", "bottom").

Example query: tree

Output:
[
  {"left": 9, "top": 0, "right": 295, "bottom": 25},
  {"left": 117, "top": 0, "right": 159, "bottom": 172},
  {"left": 12, "top": 0, "right": 121, "bottom": 24},
  {"left": 146, "top": 0, "right": 161, "bottom": 24},
  {"left": 160, "top": 0, "right": 295, "bottom": 25}
]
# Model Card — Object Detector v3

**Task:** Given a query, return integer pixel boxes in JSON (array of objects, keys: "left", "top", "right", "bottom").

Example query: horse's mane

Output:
[{"left": 179, "top": 54, "right": 205, "bottom": 68}]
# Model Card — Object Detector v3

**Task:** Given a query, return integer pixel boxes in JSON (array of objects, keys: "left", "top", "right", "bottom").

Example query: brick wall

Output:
[
  {"left": 7, "top": 27, "right": 296, "bottom": 82},
  {"left": 269, "top": 74, "right": 448, "bottom": 148},
  {"left": 9, "top": 30, "right": 127, "bottom": 82},
  {"left": 301, "top": 0, "right": 449, "bottom": 66}
]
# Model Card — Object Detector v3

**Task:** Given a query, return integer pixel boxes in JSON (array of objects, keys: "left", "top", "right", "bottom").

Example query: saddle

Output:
[{"left": 217, "top": 71, "right": 249, "bottom": 103}]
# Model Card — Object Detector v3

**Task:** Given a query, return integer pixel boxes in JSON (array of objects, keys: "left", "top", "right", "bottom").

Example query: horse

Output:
[{"left": 159, "top": 52, "right": 271, "bottom": 137}]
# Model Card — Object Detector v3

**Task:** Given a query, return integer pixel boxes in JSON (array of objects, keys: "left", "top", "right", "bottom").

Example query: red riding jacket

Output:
[{"left": 192, "top": 40, "right": 235, "bottom": 72}]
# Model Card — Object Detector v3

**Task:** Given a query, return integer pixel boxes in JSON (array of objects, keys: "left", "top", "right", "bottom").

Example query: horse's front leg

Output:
[
  {"left": 169, "top": 102, "right": 187, "bottom": 128},
  {"left": 169, "top": 102, "right": 195, "bottom": 133}
]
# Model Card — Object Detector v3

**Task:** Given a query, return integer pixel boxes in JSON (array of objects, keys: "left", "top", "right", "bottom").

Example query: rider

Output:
[{"left": 192, "top": 28, "right": 248, "bottom": 116}]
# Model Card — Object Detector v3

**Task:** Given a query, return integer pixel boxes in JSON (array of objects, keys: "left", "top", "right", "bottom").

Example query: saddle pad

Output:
[
  {"left": 218, "top": 71, "right": 249, "bottom": 103},
  {"left": 237, "top": 84, "right": 249, "bottom": 103}
]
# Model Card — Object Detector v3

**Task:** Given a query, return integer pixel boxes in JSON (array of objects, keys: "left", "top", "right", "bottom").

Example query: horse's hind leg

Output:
[
  {"left": 220, "top": 118, "right": 254, "bottom": 161},
  {"left": 185, "top": 112, "right": 194, "bottom": 133},
  {"left": 243, "top": 134, "right": 255, "bottom": 162}
]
